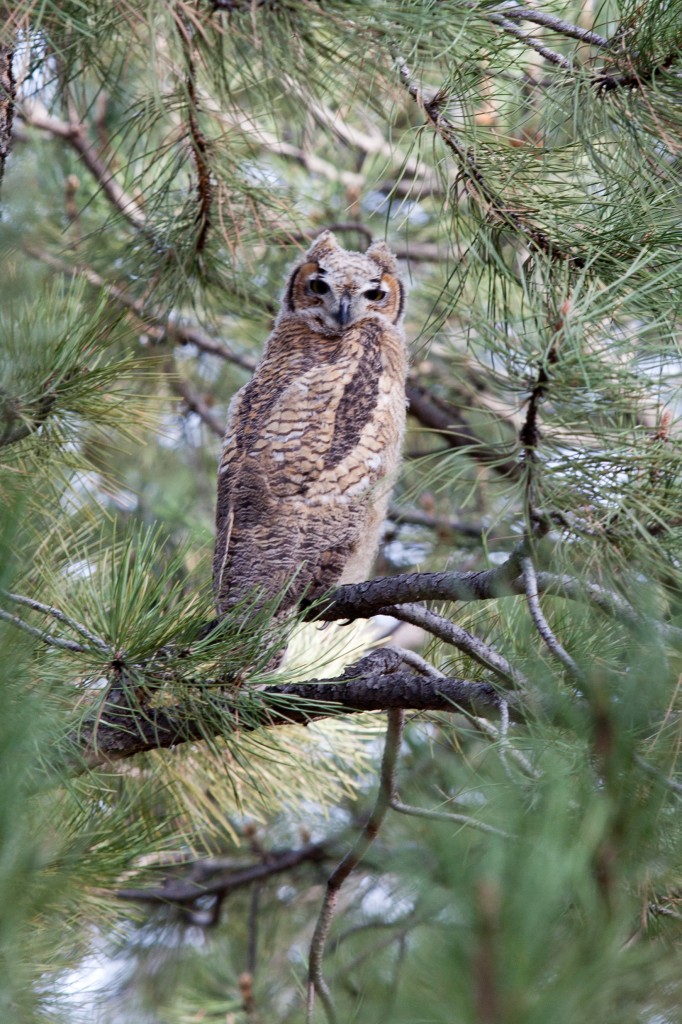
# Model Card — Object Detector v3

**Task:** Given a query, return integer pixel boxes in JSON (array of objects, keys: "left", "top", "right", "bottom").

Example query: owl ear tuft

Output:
[
  {"left": 366, "top": 240, "right": 397, "bottom": 274},
  {"left": 305, "top": 229, "right": 341, "bottom": 262}
]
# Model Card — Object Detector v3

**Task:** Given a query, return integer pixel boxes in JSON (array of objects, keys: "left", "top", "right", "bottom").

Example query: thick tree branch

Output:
[
  {"left": 308, "top": 547, "right": 528, "bottom": 620},
  {"left": 74, "top": 652, "right": 516, "bottom": 768},
  {"left": 308, "top": 558, "right": 682, "bottom": 646}
]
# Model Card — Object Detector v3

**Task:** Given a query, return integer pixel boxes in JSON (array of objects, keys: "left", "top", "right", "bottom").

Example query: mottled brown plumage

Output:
[{"left": 213, "top": 230, "right": 407, "bottom": 631}]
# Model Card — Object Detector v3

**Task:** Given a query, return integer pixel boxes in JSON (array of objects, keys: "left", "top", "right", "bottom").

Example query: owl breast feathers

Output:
[{"left": 213, "top": 230, "right": 408, "bottom": 624}]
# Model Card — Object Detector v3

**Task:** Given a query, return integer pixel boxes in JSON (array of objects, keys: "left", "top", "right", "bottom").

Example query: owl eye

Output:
[
  {"left": 364, "top": 288, "right": 386, "bottom": 301},
  {"left": 309, "top": 279, "right": 330, "bottom": 295}
]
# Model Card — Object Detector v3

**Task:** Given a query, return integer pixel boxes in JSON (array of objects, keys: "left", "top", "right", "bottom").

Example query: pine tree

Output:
[{"left": 1, "top": 2, "right": 681, "bottom": 1022}]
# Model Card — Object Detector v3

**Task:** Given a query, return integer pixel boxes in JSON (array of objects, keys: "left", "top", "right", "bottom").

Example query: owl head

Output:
[{"left": 282, "top": 230, "right": 404, "bottom": 335}]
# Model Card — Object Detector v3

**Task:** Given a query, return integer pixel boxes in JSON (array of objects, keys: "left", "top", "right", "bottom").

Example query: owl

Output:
[{"left": 212, "top": 230, "right": 407, "bottom": 642}]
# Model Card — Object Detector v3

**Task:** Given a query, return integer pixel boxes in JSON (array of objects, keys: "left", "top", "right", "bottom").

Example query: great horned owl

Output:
[{"left": 213, "top": 230, "right": 407, "bottom": 636}]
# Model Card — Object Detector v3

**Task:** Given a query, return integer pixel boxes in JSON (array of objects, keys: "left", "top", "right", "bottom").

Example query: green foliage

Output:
[{"left": 1, "top": 1, "right": 681, "bottom": 1022}]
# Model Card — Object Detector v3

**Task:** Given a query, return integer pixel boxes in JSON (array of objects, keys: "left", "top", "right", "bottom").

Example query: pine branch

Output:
[
  {"left": 379, "top": 601, "right": 530, "bottom": 689},
  {"left": 0, "top": 389, "right": 58, "bottom": 448},
  {"left": 0, "top": 607, "right": 88, "bottom": 654},
  {"left": 73, "top": 650, "right": 516, "bottom": 768},
  {"left": 1, "top": 591, "right": 111, "bottom": 653},
  {"left": 19, "top": 101, "right": 147, "bottom": 229},
  {"left": 167, "top": 365, "right": 224, "bottom": 436},
  {"left": 390, "top": 797, "right": 511, "bottom": 837},
  {"left": 490, "top": 3, "right": 609, "bottom": 48},
  {"left": 25, "top": 247, "right": 256, "bottom": 371},
  {"left": 476, "top": 8, "right": 573, "bottom": 69},
  {"left": 175, "top": 10, "right": 214, "bottom": 256},
  {"left": 520, "top": 554, "right": 585, "bottom": 683},
  {"left": 395, "top": 56, "right": 586, "bottom": 267}
]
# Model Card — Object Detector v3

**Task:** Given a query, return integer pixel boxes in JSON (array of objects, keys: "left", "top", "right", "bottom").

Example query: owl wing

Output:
[{"left": 213, "top": 355, "right": 383, "bottom": 617}]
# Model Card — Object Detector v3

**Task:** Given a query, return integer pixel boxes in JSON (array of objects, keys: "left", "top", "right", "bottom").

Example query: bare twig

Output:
[
  {"left": 479, "top": 9, "right": 573, "bottom": 69},
  {"left": 520, "top": 554, "right": 585, "bottom": 683},
  {"left": 168, "top": 369, "right": 224, "bottom": 436},
  {"left": 118, "top": 841, "right": 329, "bottom": 906},
  {"left": 277, "top": 79, "right": 441, "bottom": 193},
  {"left": 392, "top": 645, "right": 444, "bottom": 678},
  {"left": 306, "top": 709, "right": 404, "bottom": 1024},
  {"left": 491, "top": 3, "right": 609, "bottom": 48},
  {"left": 390, "top": 797, "right": 511, "bottom": 837},
  {"left": 389, "top": 505, "right": 485, "bottom": 541},
  {"left": 2, "top": 591, "right": 110, "bottom": 653},
  {"left": 247, "top": 884, "right": 261, "bottom": 976},
  {"left": 380, "top": 602, "right": 529, "bottom": 690},
  {"left": 217, "top": 111, "right": 365, "bottom": 191},
  {"left": 395, "top": 647, "right": 537, "bottom": 776},
  {"left": 0, "top": 606, "right": 87, "bottom": 653},
  {"left": 471, "top": 714, "right": 538, "bottom": 777}
]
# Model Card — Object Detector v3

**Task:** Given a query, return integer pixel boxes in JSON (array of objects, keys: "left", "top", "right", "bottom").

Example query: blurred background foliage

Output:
[{"left": 1, "top": 0, "right": 681, "bottom": 1021}]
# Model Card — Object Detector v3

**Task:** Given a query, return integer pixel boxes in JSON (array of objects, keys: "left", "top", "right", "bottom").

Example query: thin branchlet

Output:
[
  {"left": 306, "top": 709, "right": 404, "bottom": 1024},
  {"left": 378, "top": 601, "right": 530, "bottom": 690},
  {"left": 390, "top": 797, "right": 512, "bottom": 838},
  {"left": 175, "top": 11, "right": 214, "bottom": 256},
  {"left": 0, "top": 606, "right": 87, "bottom": 653},
  {"left": 1, "top": 591, "right": 110, "bottom": 652},
  {"left": 520, "top": 554, "right": 585, "bottom": 683},
  {"left": 395, "top": 55, "right": 586, "bottom": 267}
]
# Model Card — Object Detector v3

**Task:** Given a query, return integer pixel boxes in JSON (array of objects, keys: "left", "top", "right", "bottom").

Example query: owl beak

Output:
[{"left": 334, "top": 293, "right": 352, "bottom": 328}]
